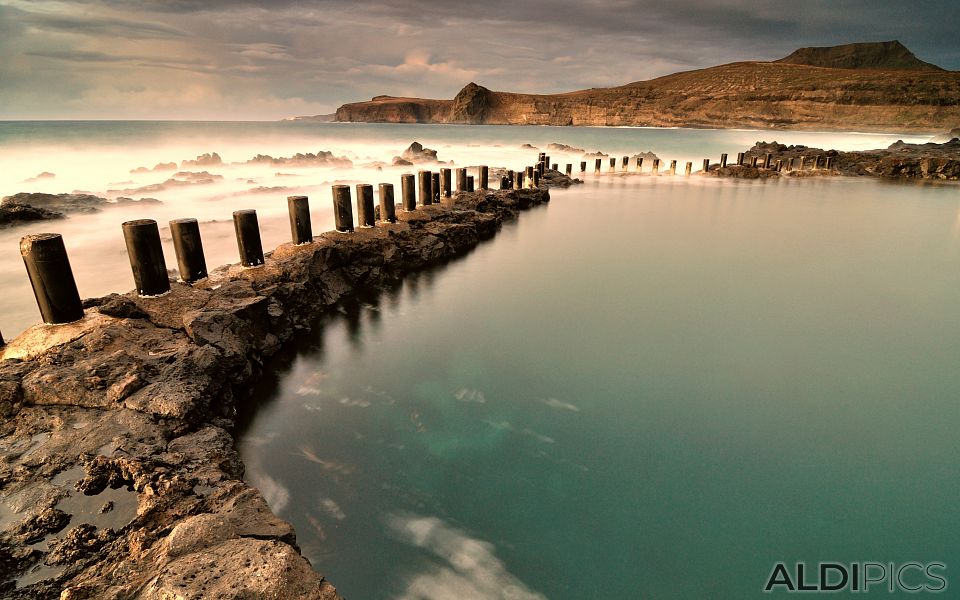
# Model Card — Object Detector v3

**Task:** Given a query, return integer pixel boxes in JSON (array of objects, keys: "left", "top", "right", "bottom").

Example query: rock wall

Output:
[{"left": 0, "top": 180, "right": 565, "bottom": 598}]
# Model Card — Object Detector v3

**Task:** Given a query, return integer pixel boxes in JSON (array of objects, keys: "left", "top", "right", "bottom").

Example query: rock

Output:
[
  {"left": 180, "top": 152, "right": 222, "bottom": 168},
  {"left": 399, "top": 141, "right": 440, "bottom": 163},
  {"left": 23, "top": 171, "right": 56, "bottom": 183},
  {"left": 1, "top": 193, "right": 107, "bottom": 214},
  {"left": 450, "top": 82, "right": 493, "bottom": 124},
  {"left": 246, "top": 152, "right": 352, "bottom": 168},
  {"left": 0, "top": 202, "right": 65, "bottom": 227},
  {"left": 546, "top": 143, "right": 585, "bottom": 153},
  {"left": 932, "top": 128, "right": 960, "bottom": 143},
  {"left": 130, "top": 162, "right": 177, "bottom": 174},
  {"left": 391, "top": 156, "right": 414, "bottom": 166}
]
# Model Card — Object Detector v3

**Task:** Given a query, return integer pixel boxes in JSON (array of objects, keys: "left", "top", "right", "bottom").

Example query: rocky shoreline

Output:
[
  {"left": 706, "top": 138, "right": 960, "bottom": 180},
  {"left": 0, "top": 175, "right": 570, "bottom": 598}
]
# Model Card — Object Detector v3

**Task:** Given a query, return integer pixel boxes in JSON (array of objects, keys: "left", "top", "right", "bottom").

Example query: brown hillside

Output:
[{"left": 334, "top": 42, "right": 959, "bottom": 132}]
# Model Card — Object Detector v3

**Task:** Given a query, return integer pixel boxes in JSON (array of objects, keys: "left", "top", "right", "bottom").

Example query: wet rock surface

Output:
[
  {"left": 707, "top": 139, "right": 960, "bottom": 180},
  {"left": 0, "top": 182, "right": 563, "bottom": 599},
  {"left": 0, "top": 204, "right": 65, "bottom": 228}
]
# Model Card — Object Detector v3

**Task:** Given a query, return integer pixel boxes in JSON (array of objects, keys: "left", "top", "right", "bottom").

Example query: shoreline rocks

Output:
[{"left": 0, "top": 177, "right": 566, "bottom": 598}]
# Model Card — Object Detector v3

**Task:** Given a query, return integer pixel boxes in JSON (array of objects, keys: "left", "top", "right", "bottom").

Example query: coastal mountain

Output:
[
  {"left": 332, "top": 41, "right": 959, "bottom": 132},
  {"left": 774, "top": 40, "right": 942, "bottom": 71}
]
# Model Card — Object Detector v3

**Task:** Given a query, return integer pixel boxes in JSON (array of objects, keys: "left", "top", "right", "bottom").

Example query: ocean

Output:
[{"left": 3, "top": 122, "right": 957, "bottom": 598}]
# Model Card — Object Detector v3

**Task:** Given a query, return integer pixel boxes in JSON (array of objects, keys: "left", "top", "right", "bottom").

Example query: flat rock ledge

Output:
[{"left": 0, "top": 181, "right": 560, "bottom": 599}]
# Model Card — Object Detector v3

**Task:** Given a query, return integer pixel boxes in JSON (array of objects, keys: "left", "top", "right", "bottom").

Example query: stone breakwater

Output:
[{"left": 0, "top": 178, "right": 564, "bottom": 598}]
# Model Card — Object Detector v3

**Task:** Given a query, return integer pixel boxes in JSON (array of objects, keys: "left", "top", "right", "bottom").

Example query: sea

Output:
[{"left": 2, "top": 122, "right": 958, "bottom": 598}]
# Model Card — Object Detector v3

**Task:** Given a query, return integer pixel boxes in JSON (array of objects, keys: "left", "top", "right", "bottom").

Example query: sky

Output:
[{"left": 1, "top": 0, "right": 958, "bottom": 120}]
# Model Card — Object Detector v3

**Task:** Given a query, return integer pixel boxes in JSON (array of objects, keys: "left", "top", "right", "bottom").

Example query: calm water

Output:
[
  {"left": 0, "top": 121, "right": 929, "bottom": 338},
  {"left": 237, "top": 174, "right": 960, "bottom": 598}
]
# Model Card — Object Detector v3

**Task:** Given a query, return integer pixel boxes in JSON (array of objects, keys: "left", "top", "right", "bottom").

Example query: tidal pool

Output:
[{"left": 238, "top": 174, "right": 960, "bottom": 599}]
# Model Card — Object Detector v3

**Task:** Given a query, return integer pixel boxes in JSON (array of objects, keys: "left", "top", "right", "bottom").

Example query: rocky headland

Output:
[
  {"left": 0, "top": 175, "right": 568, "bottom": 598},
  {"left": 332, "top": 41, "right": 960, "bottom": 133}
]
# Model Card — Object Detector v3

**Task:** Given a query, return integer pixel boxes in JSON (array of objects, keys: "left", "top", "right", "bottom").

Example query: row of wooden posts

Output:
[
  {"left": 554, "top": 151, "right": 835, "bottom": 176},
  {"left": 4, "top": 164, "right": 515, "bottom": 345}
]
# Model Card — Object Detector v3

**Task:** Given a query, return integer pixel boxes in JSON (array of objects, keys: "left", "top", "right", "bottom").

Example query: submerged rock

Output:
[
  {"left": 181, "top": 152, "right": 223, "bottom": 168},
  {"left": 0, "top": 202, "right": 65, "bottom": 227}
]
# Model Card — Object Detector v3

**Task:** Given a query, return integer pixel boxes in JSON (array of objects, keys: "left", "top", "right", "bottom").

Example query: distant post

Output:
[
  {"left": 418, "top": 170, "right": 433, "bottom": 206},
  {"left": 652, "top": 159, "right": 660, "bottom": 174},
  {"left": 622, "top": 156, "right": 628, "bottom": 171},
  {"left": 702, "top": 159, "right": 710, "bottom": 173},
  {"left": 720, "top": 153, "right": 728, "bottom": 168},
  {"left": 636, "top": 157, "right": 643, "bottom": 172},
  {"left": 500, "top": 176, "right": 509, "bottom": 190},
  {"left": 565, "top": 164, "right": 572, "bottom": 176},
  {"left": 170, "top": 218, "right": 208, "bottom": 283},
  {"left": 750, "top": 156, "right": 758, "bottom": 168},
  {"left": 432, "top": 172, "right": 441, "bottom": 202},
  {"left": 765, "top": 153, "right": 773, "bottom": 168},
  {"left": 532, "top": 170, "right": 541, "bottom": 187},
  {"left": 440, "top": 168, "right": 452, "bottom": 198},
  {"left": 775, "top": 159, "right": 783, "bottom": 172},
  {"left": 401, "top": 174, "right": 416, "bottom": 211},
  {"left": 594, "top": 158, "right": 602, "bottom": 174},
  {"left": 515, "top": 171, "right": 524, "bottom": 190},
  {"left": 122, "top": 219, "right": 170, "bottom": 296},
  {"left": 669, "top": 160, "right": 677, "bottom": 175},
  {"left": 609, "top": 157, "right": 616, "bottom": 173},
  {"left": 20, "top": 233, "right": 84, "bottom": 324},
  {"left": 684, "top": 162, "right": 692, "bottom": 176},
  {"left": 356, "top": 184, "right": 375, "bottom": 227},
  {"left": 580, "top": 161, "right": 587, "bottom": 172},
  {"left": 287, "top": 195, "right": 313, "bottom": 245},
  {"left": 456, "top": 167, "right": 468, "bottom": 192},
  {"left": 736, "top": 152, "right": 745, "bottom": 166},
  {"left": 526, "top": 166, "right": 534, "bottom": 180},
  {"left": 479, "top": 166, "right": 488, "bottom": 190},
  {"left": 379, "top": 183, "right": 396, "bottom": 223},
  {"left": 232, "top": 210, "right": 265, "bottom": 267},
  {"left": 332, "top": 185, "right": 354, "bottom": 231}
]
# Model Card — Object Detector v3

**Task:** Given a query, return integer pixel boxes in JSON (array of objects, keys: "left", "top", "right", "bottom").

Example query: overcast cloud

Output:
[{"left": 1, "top": 0, "right": 957, "bottom": 120}]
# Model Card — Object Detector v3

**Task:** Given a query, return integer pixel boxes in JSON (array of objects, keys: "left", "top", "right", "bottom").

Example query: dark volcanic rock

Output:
[
  {"left": 1, "top": 193, "right": 107, "bottom": 214},
  {"left": 0, "top": 202, "right": 65, "bottom": 227},
  {"left": 398, "top": 141, "right": 441, "bottom": 163},
  {"left": 450, "top": 82, "right": 494, "bottom": 124}
]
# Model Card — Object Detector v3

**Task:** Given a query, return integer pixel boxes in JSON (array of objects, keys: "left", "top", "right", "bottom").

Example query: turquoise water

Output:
[{"left": 237, "top": 174, "right": 960, "bottom": 598}]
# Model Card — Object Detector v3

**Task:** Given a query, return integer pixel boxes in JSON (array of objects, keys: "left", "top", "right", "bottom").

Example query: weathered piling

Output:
[
  {"left": 580, "top": 161, "right": 587, "bottom": 172},
  {"left": 401, "top": 174, "right": 416, "bottom": 211},
  {"left": 775, "top": 159, "right": 783, "bottom": 172},
  {"left": 622, "top": 156, "right": 628, "bottom": 171},
  {"left": 500, "top": 176, "right": 509, "bottom": 190},
  {"left": 440, "top": 168, "right": 452, "bottom": 197},
  {"left": 684, "top": 162, "right": 692, "bottom": 176},
  {"left": 702, "top": 159, "right": 710, "bottom": 173},
  {"left": 551, "top": 163, "right": 558, "bottom": 171},
  {"left": 478, "top": 166, "right": 488, "bottom": 190},
  {"left": 232, "top": 210, "right": 265, "bottom": 267},
  {"left": 356, "top": 184, "right": 375, "bottom": 227},
  {"left": 736, "top": 152, "right": 745, "bottom": 166},
  {"left": 544, "top": 155, "right": 551, "bottom": 168},
  {"left": 526, "top": 166, "right": 534, "bottom": 180},
  {"left": 750, "top": 156, "right": 758, "bottom": 168},
  {"left": 720, "top": 153, "right": 728, "bottom": 168},
  {"left": 287, "top": 195, "right": 313, "bottom": 245},
  {"left": 669, "top": 160, "right": 677, "bottom": 175},
  {"left": 332, "top": 185, "right": 354, "bottom": 232},
  {"left": 467, "top": 175, "right": 475, "bottom": 192},
  {"left": 652, "top": 159, "right": 660, "bottom": 174},
  {"left": 122, "top": 219, "right": 170, "bottom": 296},
  {"left": 765, "top": 153, "right": 773, "bottom": 169},
  {"left": 418, "top": 170, "right": 433, "bottom": 206},
  {"left": 537, "top": 162, "right": 544, "bottom": 176},
  {"left": 378, "top": 183, "right": 396, "bottom": 223},
  {"left": 432, "top": 173, "right": 441, "bottom": 202},
  {"left": 565, "top": 164, "right": 572, "bottom": 176},
  {"left": 609, "top": 157, "right": 616, "bottom": 173},
  {"left": 825, "top": 156, "right": 834, "bottom": 170},
  {"left": 170, "top": 218, "right": 208, "bottom": 283},
  {"left": 515, "top": 171, "right": 524, "bottom": 190},
  {"left": 798, "top": 156, "right": 806, "bottom": 171},
  {"left": 813, "top": 155, "right": 822, "bottom": 169},
  {"left": 20, "top": 233, "right": 84, "bottom": 324},
  {"left": 532, "top": 170, "right": 541, "bottom": 187},
  {"left": 595, "top": 158, "right": 602, "bottom": 174},
  {"left": 456, "top": 167, "right": 468, "bottom": 193},
  {"left": 636, "top": 157, "right": 644, "bottom": 172}
]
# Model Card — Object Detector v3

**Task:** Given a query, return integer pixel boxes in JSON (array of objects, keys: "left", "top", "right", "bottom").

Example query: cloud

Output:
[{"left": 386, "top": 513, "right": 547, "bottom": 600}]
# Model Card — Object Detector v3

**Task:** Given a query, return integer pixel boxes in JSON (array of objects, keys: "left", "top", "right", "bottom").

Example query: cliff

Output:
[{"left": 333, "top": 42, "right": 960, "bottom": 132}]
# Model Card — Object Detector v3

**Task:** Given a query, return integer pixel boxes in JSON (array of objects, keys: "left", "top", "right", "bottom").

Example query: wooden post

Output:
[
  {"left": 418, "top": 170, "right": 433, "bottom": 206},
  {"left": 532, "top": 170, "right": 540, "bottom": 187},
  {"left": 514, "top": 171, "right": 524, "bottom": 190},
  {"left": 565, "top": 164, "right": 572, "bottom": 176},
  {"left": 232, "top": 210, "right": 264, "bottom": 267},
  {"left": 702, "top": 159, "right": 710, "bottom": 173},
  {"left": 580, "top": 161, "right": 587, "bottom": 172},
  {"left": 621, "top": 156, "right": 628, "bottom": 171},
  {"left": 456, "top": 167, "right": 468, "bottom": 193},
  {"left": 356, "top": 184, "right": 375, "bottom": 227},
  {"left": 750, "top": 156, "right": 758, "bottom": 168},
  {"left": 669, "top": 160, "right": 677, "bottom": 175},
  {"left": 378, "top": 183, "right": 396, "bottom": 223},
  {"left": 287, "top": 195, "right": 312, "bottom": 245},
  {"left": 720, "top": 153, "right": 728, "bottom": 168},
  {"left": 652, "top": 159, "right": 660, "bottom": 174},
  {"left": 122, "top": 219, "right": 170, "bottom": 296},
  {"left": 684, "top": 162, "right": 692, "bottom": 176},
  {"left": 609, "top": 157, "right": 616, "bottom": 173},
  {"left": 432, "top": 172, "right": 440, "bottom": 202},
  {"left": 332, "top": 185, "right": 354, "bottom": 231},
  {"left": 401, "top": 174, "right": 416, "bottom": 211},
  {"left": 20, "top": 233, "right": 84, "bottom": 324},
  {"left": 765, "top": 153, "right": 773, "bottom": 169},
  {"left": 736, "top": 152, "right": 744, "bottom": 166},
  {"left": 775, "top": 159, "right": 783, "bottom": 172},
  {"left": 170, "top": 218, "right": 208, "bottom": 282},
  {"left": 440, "top": 168, "right": 452, "bottom": 198},
  {"left": 479, "top": 166, "right": 488, "bottom": 190},
  {"left": 594, "top": 158, "right": 601, "bottom": 174},
  {"left": 636, "top": 157, "right": 643, "bottom": 172}
]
